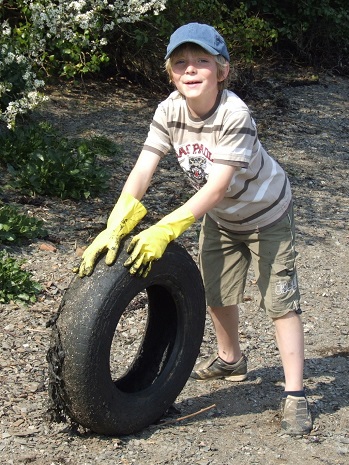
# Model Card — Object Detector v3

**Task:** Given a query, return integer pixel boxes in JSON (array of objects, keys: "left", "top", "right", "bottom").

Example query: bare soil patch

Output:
[{"left": 1, "top": 71, "right": 348, "bottom": 465}]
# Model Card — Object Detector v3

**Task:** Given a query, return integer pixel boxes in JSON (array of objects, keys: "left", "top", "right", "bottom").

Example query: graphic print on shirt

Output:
[{"left": 176, "top": 142, "right": 214, "bottom": 188}]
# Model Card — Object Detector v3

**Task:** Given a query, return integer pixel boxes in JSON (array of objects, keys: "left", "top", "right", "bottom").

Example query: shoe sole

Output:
[
  {"left": 225, "top": 373, "right": 248, "bottom": 382},
  {"left": 191, "top": 373, "right": 248, "bottom": 382},
  {"left": 281, "top": 424, "right": 312, "bottom": 436}
]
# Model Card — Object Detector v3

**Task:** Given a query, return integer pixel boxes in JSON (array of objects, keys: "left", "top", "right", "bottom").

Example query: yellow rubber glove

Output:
[
  {"left": 124, "top": 205, "right": 195, "bottom": 277},
  {"left": 76, "top": 192, "right": 147, "bottom": 277}
]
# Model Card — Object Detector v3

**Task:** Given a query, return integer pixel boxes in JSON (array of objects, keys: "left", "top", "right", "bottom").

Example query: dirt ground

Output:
[{"left": 0, "top": 68, "right": 348, "bottom": 465}]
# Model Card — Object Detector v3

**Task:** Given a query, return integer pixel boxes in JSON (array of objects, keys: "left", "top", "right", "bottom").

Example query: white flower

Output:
[
  {"left": 34, "top": 79, "right": 45, "bottom": 88},
  {"left": 2, "top": 24, "right": 11, "bottom": 36},
  {"left": 23, "top": 71, "right": 31, "bottom": 81}
]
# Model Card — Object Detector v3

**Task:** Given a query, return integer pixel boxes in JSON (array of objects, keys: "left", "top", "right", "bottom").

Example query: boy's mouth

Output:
[{"left": 184, "top": 80, "right": 201, "bottom": 85}]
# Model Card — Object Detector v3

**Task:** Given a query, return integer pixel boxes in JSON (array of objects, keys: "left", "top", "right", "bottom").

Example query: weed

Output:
[
  {"left": 0, "top": 203, "right": 48, "bottom": 244},
  {"left": 0, "top": 251, "right": 41, "bottom": 304}
]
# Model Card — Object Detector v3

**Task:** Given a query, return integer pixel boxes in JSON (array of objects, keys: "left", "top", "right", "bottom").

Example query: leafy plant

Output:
[
  {"left": 0, "top": 250, "right": 41, "bottom": 303},
  {"left": 0, "top": 204, "right": 48, "bottom": 244},
  {"left": 0, "top": 122, "right": 118, "bottom": 199},
  {"left": 7, "top": 143, "right": 105, "bottom": 199}
]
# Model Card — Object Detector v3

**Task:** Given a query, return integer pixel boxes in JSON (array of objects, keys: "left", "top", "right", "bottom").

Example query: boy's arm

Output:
[
  {"left": 185, "top": 162, "right": 236, "bottom": 219},
  {"left": 122, "top": 151, "right": 161, "bottom": 200},
  {"left": 125, "top": 163, "right": 236, "bottom": 276}
]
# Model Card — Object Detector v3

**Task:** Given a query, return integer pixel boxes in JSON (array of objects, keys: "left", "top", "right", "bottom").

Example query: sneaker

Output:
[
  {"left": 281, "top": 395, "right": 313, "bottom": 435},
  {"left": 190, "top": 353, "right": 248, "bottom": 381}
]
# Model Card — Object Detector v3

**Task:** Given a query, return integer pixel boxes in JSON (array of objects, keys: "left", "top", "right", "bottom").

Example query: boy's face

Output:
[{"left": 170, "top": 48, "right": 225, "bottom": 103}]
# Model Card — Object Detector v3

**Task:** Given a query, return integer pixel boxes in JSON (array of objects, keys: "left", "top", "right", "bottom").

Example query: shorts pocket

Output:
[{"left": 269, "top": 261, "right": 300, "bottom": 315}]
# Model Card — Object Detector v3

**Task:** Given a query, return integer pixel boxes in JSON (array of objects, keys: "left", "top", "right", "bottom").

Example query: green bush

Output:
[
  {"left": 0, "top": 203, "right": 48, "bottom": 244},
  {"left": 109, "top": 0, "right": 279, "bottom": 90},
  {"left": 0, "top": 122, "right": 118, "bottom": 199},
  {"left": 105, "top": 0, "right": 349, "bottom": 89},
  {"left": 0, "top": 250, "right": 41, "bottom": 304},
  {"left": 245, "top": 0, "right": 349, "bottom": 69}
]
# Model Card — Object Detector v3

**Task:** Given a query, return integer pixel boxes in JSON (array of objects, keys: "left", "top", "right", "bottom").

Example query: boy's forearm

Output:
[
  {"left": 122, "top": 173, "right": 149, "bottom": 201},
  {"left": 122, "top": 151, "right": 161, "bottom": 201}
]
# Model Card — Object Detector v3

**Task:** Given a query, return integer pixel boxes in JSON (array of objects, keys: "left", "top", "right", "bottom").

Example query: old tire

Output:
[{"left": 47, "top": 241, "right": 206, "bottom": 436}]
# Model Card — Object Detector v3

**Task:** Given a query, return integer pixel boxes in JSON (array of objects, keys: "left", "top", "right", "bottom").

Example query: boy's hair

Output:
[{"left": 165, "top": 43, "right": 231, "bottom": 91}]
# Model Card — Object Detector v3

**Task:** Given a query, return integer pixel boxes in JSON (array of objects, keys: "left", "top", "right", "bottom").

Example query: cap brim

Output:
[{"left": 165, "top": 40, "right": 219, "bottom": 60}]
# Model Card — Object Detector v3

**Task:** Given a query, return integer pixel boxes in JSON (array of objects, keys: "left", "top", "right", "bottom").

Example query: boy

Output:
[{"left": 77, "top": 23, "right": 313, "bottom": 436}]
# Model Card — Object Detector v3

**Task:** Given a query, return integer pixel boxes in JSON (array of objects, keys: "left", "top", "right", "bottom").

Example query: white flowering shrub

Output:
[
  {"left": 25, "top": 0, "right": 166, "bottom": 76},
  {"left": 0, "top": 25, "right": 47, "bottom": 129},
  {"left": 0, "top": 0, "right": 167, "bottom": 128}
]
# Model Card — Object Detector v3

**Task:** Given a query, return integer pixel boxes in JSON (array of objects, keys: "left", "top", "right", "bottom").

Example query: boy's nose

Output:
[{"left": 185, "top": 64, "right": 196, "bottom": 74}]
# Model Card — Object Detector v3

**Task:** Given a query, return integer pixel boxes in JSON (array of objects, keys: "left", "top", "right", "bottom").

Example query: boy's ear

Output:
[{"left": 218, "top": 64, "right": 230, "bottom": 82}]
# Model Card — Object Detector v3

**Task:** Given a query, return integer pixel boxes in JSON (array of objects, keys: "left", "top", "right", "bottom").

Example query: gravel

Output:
[{"left": 0, "top": 70, "right": 348, "bottom": 465}]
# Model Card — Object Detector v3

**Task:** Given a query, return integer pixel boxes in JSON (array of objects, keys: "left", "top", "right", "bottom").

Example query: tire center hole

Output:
[{"left": 110, "top": 290, "right": 149, "bottom": 381}]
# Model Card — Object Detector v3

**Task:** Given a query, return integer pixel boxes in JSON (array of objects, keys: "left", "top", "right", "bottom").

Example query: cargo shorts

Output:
[{"left": 198, "top": 205, "right": 301, "bottom": 319}]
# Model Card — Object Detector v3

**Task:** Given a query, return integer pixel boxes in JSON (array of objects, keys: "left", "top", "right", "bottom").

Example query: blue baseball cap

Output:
[{"left": 165, "top": 23, "right": 230, "bottom": 62}]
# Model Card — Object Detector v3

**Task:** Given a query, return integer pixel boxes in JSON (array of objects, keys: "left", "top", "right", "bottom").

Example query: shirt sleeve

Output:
[
  {"left": 213, "top": 109, "right": 258, "bottom": 167},
  {"left": 142, "top": 101, "right": 172, "bottom": 158}
]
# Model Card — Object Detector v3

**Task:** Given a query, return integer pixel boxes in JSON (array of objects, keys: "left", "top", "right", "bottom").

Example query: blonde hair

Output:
[{"left": 165, "top": 43, "right": 231, "bottom": 91}]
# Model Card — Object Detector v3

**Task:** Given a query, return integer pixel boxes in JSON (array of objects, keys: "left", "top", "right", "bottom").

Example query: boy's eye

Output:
[{"left": 172, "top": 56, "right": 212, "bottom": 67}]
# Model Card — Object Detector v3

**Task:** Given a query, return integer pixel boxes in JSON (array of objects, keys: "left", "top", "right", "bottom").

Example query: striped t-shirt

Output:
[{"left": 143, "top": 89, "right": 292, "bottom": 233}]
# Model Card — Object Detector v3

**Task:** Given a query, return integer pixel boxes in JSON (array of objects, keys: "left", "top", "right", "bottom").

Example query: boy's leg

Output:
[
  {"left": 190, "top": 304, "right": 247, "bottom": 381},
  {"left": 192, "top": 215, "right": 249, "bottom": 381},
  {"left": 274, "top": 312, "right": 312, "bottom": 435},
  {"left": 273, "top": 310, "right": 304, "bottom": 391},
  {"left": 249, "top": 207, "right": 306, "bottom": 394},
  {"left": 248, "top": 206, "right": 312, "bottom": 434},
  {"left": 208, "top": 304, "right": 242, "bottom": 364}
]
